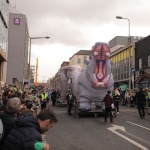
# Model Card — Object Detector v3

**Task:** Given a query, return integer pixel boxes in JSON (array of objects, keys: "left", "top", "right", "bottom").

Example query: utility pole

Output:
[{"left": 116, "top": 16, "right": 131, "bottom": 89}]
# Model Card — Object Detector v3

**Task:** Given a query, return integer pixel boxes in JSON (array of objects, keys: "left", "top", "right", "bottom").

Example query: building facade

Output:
[
  {"left": 134, "top": 35, "right": 150, "bottom": 89},
  {"left": 49, "top": 50, "right": 91, "bottom": 90},
  {"left": 0, "top": 0, "right": 9, "bottom": 88},
  {"left": 6, "top": 13, "right": 29, "bottom": 86},
  {"left": 109, "top": 36, "right": 143, "bottom": 90},
  {"left": 110, "top": 44, "right": 134, "bottom": 90},
  {"left": 69, "top": 50, "right": 91, "bottom": 68}
]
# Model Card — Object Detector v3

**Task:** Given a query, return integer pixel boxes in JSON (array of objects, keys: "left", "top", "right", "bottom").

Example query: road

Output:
[{"left": 45, "top": 104, "right": 150, "bottom": 150}]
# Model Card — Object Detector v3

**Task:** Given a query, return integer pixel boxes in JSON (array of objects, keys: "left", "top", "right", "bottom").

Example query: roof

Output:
[
  {"left": 69, "top": 50, "right": 91, "bottom": 60},
  {"left": 135, "top": 35, "right": 150, "bottom": 45},
  {"left": 60, "top": 61, "right": 69, "bottom": 67},
  {"left": 74, "top": 50, "right": 91, "bottom": 55}
]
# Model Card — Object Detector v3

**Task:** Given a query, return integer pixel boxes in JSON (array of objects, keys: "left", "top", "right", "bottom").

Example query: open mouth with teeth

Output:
[
  {"left": 92, "top": 60, "right": 110, "bottom": 89},
  {"left": 92, "top": 44, "right": 110, "bottom": 89}
]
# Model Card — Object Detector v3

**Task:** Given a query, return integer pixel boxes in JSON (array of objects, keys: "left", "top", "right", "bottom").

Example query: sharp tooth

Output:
[
  {"left": 68, "top": 78, "right": 71, "bottom": 84},
  {"left": 97, "top": 82, "right": 104, "bottom": 87},
  {"left": 103, "top": 75, "right": 110, "bottom": 84},
  {"left": 93, "top": 74, "right": 97, "bottom": 84}
]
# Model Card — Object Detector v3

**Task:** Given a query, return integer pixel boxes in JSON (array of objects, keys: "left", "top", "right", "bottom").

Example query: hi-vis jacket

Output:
[{"left": 41, "top": 93, "right": 48, "bottom": 101}]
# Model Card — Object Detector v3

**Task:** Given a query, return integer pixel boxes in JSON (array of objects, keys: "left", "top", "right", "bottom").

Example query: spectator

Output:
[
  {"left": 114, "top": 88, "right": 120, "bottom": 114},
  {"left": 17, "top": 109, "right": 37, "bottom": 118},
  {"left": 119, "top": 88, "right": 125, "bottom": 104},
  {"left": 2, "top": 108, "right": 57, "bottom": 150},
  {"left": 146, "top": 89, "right": 150, "bottom": 107},
  {"left": 0, "top": 93, "right": 3, "bottom": 111},
  {"left": 135, "top": 88, "right": 146, "bottom": 119},
  {"left": 51, "top": 89, "right": 57, "bottom": 106},
  {"left": 125, "top": 90, "right": 130, "bottom": 107},
  {"left": 130, "top": 89, "right": 137, "bottom": 107},
  {"left": 0, "top": 98, "right": 22, "bottom": 147},
  {"left": 66, "top": 89, "right": 75, "bottom": 115},
  {"left": 103, "top": 91, "right": 114, "bottom": 124}
]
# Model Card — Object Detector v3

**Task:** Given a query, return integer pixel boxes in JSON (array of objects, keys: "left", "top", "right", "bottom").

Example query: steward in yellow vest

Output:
[
  {"left": 41, "top": 93, "right": 48, "bottom": 101},
  {"left": 40, "top": 92, "right": 48, "bottom": 109}
]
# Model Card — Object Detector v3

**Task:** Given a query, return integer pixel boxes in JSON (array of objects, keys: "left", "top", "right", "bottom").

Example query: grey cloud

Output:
[
  {"left": 10, "top": 0, "right": 150, "bottom": 47},
  {"left": 11, "top": 0, "right": 150, "bottom": 25}
]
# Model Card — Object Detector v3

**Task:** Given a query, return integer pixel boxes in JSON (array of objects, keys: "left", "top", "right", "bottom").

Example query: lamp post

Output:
[
  {"left": 116, "top": 16, "right": 131, "bottom": 89},
  {"left": 28, "top": 36, "right": 50, "bottom": 87}
]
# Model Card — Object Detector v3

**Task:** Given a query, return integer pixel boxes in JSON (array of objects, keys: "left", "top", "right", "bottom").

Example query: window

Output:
[
  {"left": 139, "top": 58, "right": 142, "bottom": 69},
  {"left": 77, "top": 58, "right": 81, "bottom": 64},
  {"left": 148, "top": 55, "right": 150, "bottom": 67}
]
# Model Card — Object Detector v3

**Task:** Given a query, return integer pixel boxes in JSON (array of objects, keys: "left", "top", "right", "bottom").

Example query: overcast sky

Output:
[{"left": 10, "top": 0, "right": 150, "bottom": 82}]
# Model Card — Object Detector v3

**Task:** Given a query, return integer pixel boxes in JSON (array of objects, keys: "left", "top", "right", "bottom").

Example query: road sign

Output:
[{"left": 131, "top": 68, "right": 136, "bottom": 74}]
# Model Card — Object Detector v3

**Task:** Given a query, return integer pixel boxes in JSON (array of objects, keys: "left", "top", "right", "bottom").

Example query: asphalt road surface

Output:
[{"left": 45, "top": 103, "right": 150, "bottom": 150}]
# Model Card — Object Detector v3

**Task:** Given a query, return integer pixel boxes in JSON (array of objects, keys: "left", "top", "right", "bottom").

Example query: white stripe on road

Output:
[
  {"left": 127, "top": 121, "right": 150, "bottom": 131},
  {"left": 108, "top": 129, "right": 149, "bottom": 150}
]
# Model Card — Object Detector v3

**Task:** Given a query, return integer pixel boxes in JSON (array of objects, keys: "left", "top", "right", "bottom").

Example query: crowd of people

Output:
[
  {"left": 0, "top": 85, "right": 58, "bottom": 150},
  {"left": 114, "top": 87, "right": 150, "bottom": 108},
  {"left": 103, "top": 87, "right": 149, "bottom": 124},
  {"left": 0, "top": 84, "right": 150, "bottom": 149}
]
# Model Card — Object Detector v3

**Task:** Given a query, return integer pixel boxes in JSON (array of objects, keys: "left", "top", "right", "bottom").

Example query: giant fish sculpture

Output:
[{"left": 58, "top": 42, "right": 114, "bottom": 111}]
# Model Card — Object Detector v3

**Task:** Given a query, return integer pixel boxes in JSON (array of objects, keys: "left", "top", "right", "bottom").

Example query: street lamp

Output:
[
  {"left": 116, "top": 16, "right": 131, "bottom": 89},
  {"left": 116, "top": 16, "right": 130, "bottom": 41},
  {"left": 28, "top": 36, "right": 50, "bottom": 87}
]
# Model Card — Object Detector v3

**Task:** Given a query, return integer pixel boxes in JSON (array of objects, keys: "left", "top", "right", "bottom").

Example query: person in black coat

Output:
[
  {"left": 51, "top": 89, "right": 57, "bottom": 106},
  {"left": 135, "top": 88, "right": 146, "bottom": 119},
  {"left": 2, "top": 108, "right": 57, "bottom": 150},
  {"left": 66, "top": 89, "right": 75, "bottom": 115},
  {"left": 0, "top": 97, "right": 22, "bottom": 148},
  {"left": 103, "top": 91, "right": 114, "bottom": 123},
  {"left": 2, "top": 112, "right": 41, "bottom": 150}
]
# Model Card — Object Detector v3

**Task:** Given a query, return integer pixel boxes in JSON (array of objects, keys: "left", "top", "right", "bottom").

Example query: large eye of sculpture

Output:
[
  {"left": 93, "top": 52, "right": 98, "bottom": 56},
  {"left": 106, "top": 52, "right": 110, "bottom": 57}
]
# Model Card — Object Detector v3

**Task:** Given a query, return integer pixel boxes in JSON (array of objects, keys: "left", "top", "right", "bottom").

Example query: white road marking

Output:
[
  {"left": 108, "top": 124, "right": 149, "bottom": 150},
  {"left": 127, "top": 121, "right": 150, "bottom": 131}
]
